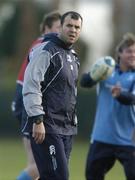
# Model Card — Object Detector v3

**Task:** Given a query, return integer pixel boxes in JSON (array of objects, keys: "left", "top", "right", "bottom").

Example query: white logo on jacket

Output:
[
  {"left": 67, "top": 54, "right": 72, "bottom": 62},
  {"left": 49, "top": 145, "right": 56, "bottom": 155}
]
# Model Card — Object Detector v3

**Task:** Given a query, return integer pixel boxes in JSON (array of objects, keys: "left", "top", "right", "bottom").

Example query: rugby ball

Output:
[{"left": 90, "top": 56, "right": 115, "bottom": 81}]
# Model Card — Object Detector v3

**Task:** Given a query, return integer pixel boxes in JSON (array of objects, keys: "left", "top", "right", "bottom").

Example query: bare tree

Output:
[
  {"left": 111, "top": 0, "right": 135, "bottom": 55},
  {"left": 15, "top": 0, "right": 38, "bottom": 67}
]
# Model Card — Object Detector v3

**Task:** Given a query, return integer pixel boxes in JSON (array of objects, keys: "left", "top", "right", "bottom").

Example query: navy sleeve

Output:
[
  {"left": 11, "top": 83, "right": 23, "bottom": 121},
  {"left": 80, "top": 73, "right": 97, "bottom": 88},
  {"left": 116, "top": 91, "right": 135, "bottom": 105}
]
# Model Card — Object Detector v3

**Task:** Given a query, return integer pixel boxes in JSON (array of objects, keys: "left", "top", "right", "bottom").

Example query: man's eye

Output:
[{"left": 67, "top": 24, "right": 72, "bottom": 27}]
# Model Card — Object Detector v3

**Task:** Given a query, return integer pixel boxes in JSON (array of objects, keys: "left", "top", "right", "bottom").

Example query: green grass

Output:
[
  {"left": 0, "top": 138, "right": 125, "bottom": 180},
  {"left": 70, "top": 140, "right": 124, "bottom": 180}
]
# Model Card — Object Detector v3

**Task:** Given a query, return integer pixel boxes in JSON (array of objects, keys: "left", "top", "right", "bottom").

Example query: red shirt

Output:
[{"left": 17, "top": 37, "right": 44, "bottom": 84}]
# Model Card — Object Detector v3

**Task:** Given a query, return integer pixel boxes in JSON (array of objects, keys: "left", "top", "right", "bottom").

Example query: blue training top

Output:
[{"left": 91, "top": 66, "right": 135, "bottom": 146}]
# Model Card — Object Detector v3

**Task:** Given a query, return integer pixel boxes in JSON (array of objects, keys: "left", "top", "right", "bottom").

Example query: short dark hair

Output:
[
  {"left": 116, "top": 33, "right": 135, "bottom": 61},
  {"left": 61, "top": 11, "right": 83, "bottom": 25},
  {"left": 40, "top": 11, "right": 61, "bottom": 34},
  {"left": 116, "top": 33, "right": 135, "bottom": 53}
]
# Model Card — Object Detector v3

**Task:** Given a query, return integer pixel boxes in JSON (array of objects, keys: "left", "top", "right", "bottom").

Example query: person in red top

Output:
[{"left": 12, "top": 11, "right": 61, "bottom": 180}]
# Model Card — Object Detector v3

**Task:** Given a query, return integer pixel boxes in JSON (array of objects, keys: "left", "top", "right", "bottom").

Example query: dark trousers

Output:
[
  {"left": 30, "top": 133, "right": 73, "bottom": 180},
  {"left": 86, "top": 141, "right": 135, "bottom": 180}
]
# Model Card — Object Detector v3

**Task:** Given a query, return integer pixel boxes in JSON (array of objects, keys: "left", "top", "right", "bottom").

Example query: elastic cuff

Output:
[{"left": 29, "top": 114, "right": 44, "bottom": 123}]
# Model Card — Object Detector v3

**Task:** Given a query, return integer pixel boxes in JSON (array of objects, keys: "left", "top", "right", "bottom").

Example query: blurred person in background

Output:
[
  {"left": 22, "top": 11, "right": 83, "bottom": 180},
  {"left": 80, "top": 33, "right": 135, "bottom": 180},
  {"left": 12, "top": 11, "right": 61, "bottom": 180}
]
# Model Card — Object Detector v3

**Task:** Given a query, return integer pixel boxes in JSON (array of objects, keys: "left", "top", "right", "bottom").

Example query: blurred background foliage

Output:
[{"left": 0, "top": 0, "right": 135, "bottom": 139}]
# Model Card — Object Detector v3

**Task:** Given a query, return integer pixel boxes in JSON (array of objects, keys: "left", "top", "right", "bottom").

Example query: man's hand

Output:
[
  {"left": 32, "top": 122, "right": 45, "bottom": 144},
  {"left": 111, "top": 84, "right": 121, "bottom": 97}
]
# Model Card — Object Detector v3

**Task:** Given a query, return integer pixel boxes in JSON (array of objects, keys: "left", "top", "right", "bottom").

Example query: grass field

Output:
[{"left": 0, "top": 138, "right": 125, "bottom": 180}]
